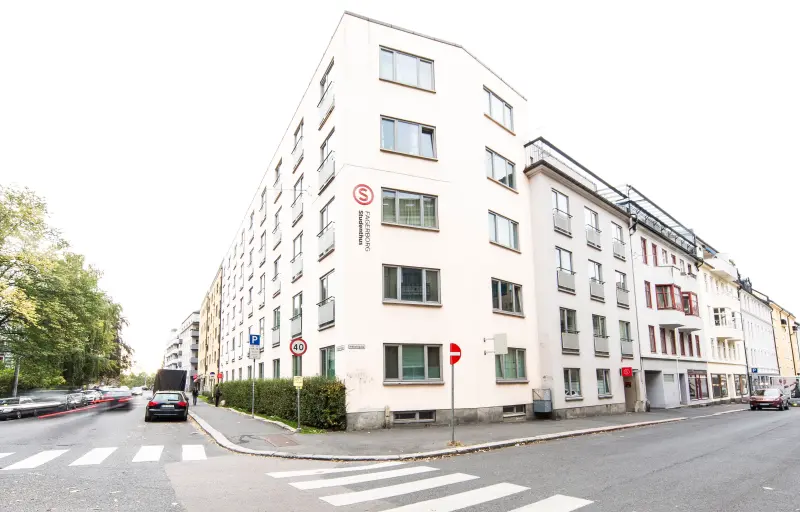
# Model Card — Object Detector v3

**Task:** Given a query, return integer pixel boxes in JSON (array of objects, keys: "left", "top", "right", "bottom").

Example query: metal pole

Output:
[
  {"left": 251, "top": 377, "right": 255, "bottom": 419},
  {"left": 450, "top": 363, "right": 455, "bottom": 444},
  {"left": 296, "top": 387, "right": 301, "bottom": 432}
]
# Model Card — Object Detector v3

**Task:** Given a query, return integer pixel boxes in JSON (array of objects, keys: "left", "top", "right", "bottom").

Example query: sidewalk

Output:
[{"left": 190, "top": 400, "right": 748, "bottom": 460}]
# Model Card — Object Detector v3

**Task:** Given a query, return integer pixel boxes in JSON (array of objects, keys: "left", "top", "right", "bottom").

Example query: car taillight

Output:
[
  {"left": 177, "top": 401, "right": 187, "bottom": 407},
  {"left": 147, "top": 401, "right": 158, "bottom": 407}
]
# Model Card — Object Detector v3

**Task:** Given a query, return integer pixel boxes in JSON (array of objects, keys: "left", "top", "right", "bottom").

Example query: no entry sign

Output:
[
  {"left": 290, "top": 338, "right": 308, "bottom": 356},
  {"left": 450, "top": 343, "right": 461, "bottom": 365}
]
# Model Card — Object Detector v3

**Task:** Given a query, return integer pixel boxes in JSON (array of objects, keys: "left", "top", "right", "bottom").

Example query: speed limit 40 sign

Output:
[{"left": 290, "top": 338, "right": 307, "bottom": 356}]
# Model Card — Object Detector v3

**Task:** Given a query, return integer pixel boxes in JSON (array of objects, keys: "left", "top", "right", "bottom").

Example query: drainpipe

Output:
[
  {"left": 627, "top": 216, "right": 647, "bottom": 410},
  {"left": 739, "top": 287, "right": 752, "bottom": 395},
  {"left": 767, "top": 298, "right": 781, "bottom": 386}
]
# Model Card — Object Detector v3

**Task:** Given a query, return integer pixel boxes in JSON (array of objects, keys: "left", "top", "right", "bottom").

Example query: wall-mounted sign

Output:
[{"left": 347, "top": 344, "right": 365, "bottom": 350}]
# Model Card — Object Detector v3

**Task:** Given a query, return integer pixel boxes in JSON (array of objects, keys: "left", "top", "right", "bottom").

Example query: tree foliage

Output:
[{"left": 0, "top": 185, "right": 130, "bottom": 390}]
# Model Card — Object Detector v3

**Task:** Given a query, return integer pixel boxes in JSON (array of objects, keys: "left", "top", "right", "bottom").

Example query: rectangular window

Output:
[
  {"left": 384, "top": 344, "right": 442, "bottom": 382},
  {"left": 615, "top": 271, "right": 627, "bottom": 291},
  {"left": 260, "top": 232, "right": 266, "bottom": 254},
  {"left": 380, "top": 116, "right": 436, "bottom": 158},
  {"left": 247, "top": 366, "right": 252, "bottom": 380},
  {"left": 688, "top": 333, "right": 694, "bottom": 356},
  {"left": 274, "top": 160, "right": 282, "bottom": 185},
  {"left": 320, "top": 198, "right": 333, "bottom": 230},
  {"left": 321, "top": 346, "right": 336, "bottom": 379},
  {"left": 592, "top": 314, "right": 608, "bottom": 338},
  {"left": 641, "top": 237, "right": 648, "bottom": 264},
  {"left": 564, "top": 368, "right": 581, "bottom": 397},
  {"left": 292, "top": 292, "right": 302, "bottom": 318},
  {"left": 649, "top": 326, "right": 657, "bottom": 353},
  {"left": 668, "top": 329, "right": 676, "bottom": 355},
  {"left": 713, "top": 307, "right": 727, "bottom": 326},
  {"left": 491, "top": 279, "right": 523, "bottom": 314},
  {"left": 249, "top": 211, "right": 254, "bottom": 230},
  {"left": 596, "top": 369, "right": 612, "bottom": 396},
  {"left": 556, "top": 247, "right": 573, "bottom": 272},
  {"left": 320, "top": 270, "right": 333, "bottom": 301},
  {"left": 488, "top": 211, "right": 520, "bottom": 250},
  {"left": 258, "top": 362, "right": 264, "bottom": 379},
  {"left": 293, "top": 175, "right": 304, "bottom": 201},
  {"left": 645, "top": 281, "right": 652, "bottom": 308},
  {"left": 260, "top": 188, "right": 267, "bottom": 211},
  {"left": 651, "top": 243, "right": 658, "bottom": 266},
  {"left": 620, "top": 321, "right": 632, "bottom": 341},
  {"left": 293, "top": 233, "right": 303, "bottom": 259},
  {"left": 248, "top": 248, "right": 253, "bottom": 267},
  {"left": 661, "top": 249, "right": 668, "bottom": 265},
  {"left": 485, "top": 148, "right": 516, "bottom": 189},
  {"left": 588, "top": 260, "right": 603, "bottom": 283},
  {"left": 682, "top": 292, "right": 699, "bottom": 316},
  {"left": 495, "top": 348, "right": 526, "bottom": 380},
  {"left": 273, "top": 207, "right": 281, "bottom": 231},
  {"left": 660, "top": 328, "right": 667, "bottom": 353},
  {"left": 292, "top": 355, "right": 302, "bottom": 377},
  {"left": 383, "top": 265, "right": 440, "bottom": 304},
  {"left": 655, "top": 285, "right": 682, "bottom": 310},
  {"left": 484, "top": 87, "right": 513, "bottom": 131},
  {"left": 320, "top": 129, "right": 334, "bottom": 160},
  {"left": 680, "top": 332, "right": 686, "bottom": 356},
  {"left": 585, "top": 208, "right": 599, "bottom": 230},
  {"left": 273, "top": 256, "right": 280, "bottom": 279},
  {"left": 613, "top": 223, "right": 624, "bottom": 243},
  {"left": 560, "top": 308, "right": 578, "bottom": 333},
  {"left": 259, "top": 274, "right": 266, "bottom": 303},
  {"left": 381, "top": 188, "right": 437, "bottom": 228},
  {"left": 238, "top": 368, "right": 242, "bottom": 381},
  {"left": 320, "top": 59, "right": 333, "bottom": 97},
  {"left": 259, "top": 317, "right": 265, "bottom": 342},
  {"left": 379, "top": 47, "right": 434, "bottom": 90},
  {"left": 552, "top": 189, "right": 570, "bottom": 214}
]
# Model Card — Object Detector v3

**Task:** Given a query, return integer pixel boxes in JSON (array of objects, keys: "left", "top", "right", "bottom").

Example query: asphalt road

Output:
[{"left": 1, "top": 403, "right": 798, "bottom": 511}]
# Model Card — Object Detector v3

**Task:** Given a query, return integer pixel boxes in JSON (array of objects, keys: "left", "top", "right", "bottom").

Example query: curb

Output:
[{"left": 190, "top": 410, "right": 692, "bottom": 461}]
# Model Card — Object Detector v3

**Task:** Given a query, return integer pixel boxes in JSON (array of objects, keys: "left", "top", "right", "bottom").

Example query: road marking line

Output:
[
  {"left": 69, "top": 447, "right": 118, "bottom": 466},
  {"left": 321, "top": 473, "right": 479, "bottom": 506},
  {"left": 132, "top": 445, "right": 163, "bottom": 463},
  {"left": 509, "top": 494, "right": 593, "bottom": 511},
  {"left": 267, "top": 461, "right": 405, "bottom": 479},
  {"left": 381, "top": 482, "right": 529, "bottom": 511},
  {"left": 2, "top": 450, "right": 69, "bottom": 470},
  {"left": 182, "top": 445, "right": 206, "bottom": 461},
  {"left": 0, "top": 453, "right": 13, "bottom": 460},
  {"left": 291, "top": 466, "right": 438, "bottom": 490}
]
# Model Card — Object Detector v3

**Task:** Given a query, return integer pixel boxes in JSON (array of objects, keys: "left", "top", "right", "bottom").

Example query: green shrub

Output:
[{"left": 218, "top": 377, "right": 346, "bottom": 430}]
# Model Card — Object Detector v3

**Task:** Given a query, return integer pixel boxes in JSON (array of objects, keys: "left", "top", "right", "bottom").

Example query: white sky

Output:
[{"left": 2, "top": 1, "right": 798, "bottom": 372}]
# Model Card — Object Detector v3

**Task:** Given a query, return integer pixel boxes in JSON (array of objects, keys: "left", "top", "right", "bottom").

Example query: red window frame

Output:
[
  {"left": 688, "top": 333, "right": 694, "bottom": 356},
  {"left": 694, "top": 335, "right": 701, "bottom": 358},
  {"left": 649, "top": 325, "right": 657, "bottom": 353},
  {"left": 651, "top": 243, "right": 658, "bottom": 266},
  {"left": 668, "top": 329, "right": 676, "bottom": 355},
  {"left": 655, "top": 284, "right": 682, "bottom": 311},
  {"left": 682, "top": 291, "right": 699, "bottom": 316},
  {"left": 644, "top": 281, "right": 652, "bottom": 308},
  {"left": 671, "top": 254, "right": 677, "bottom": 265},
  {"left": 679, "top": 332, "right": 686, "bottom": 356},
  {"left": 641, "top": 237, "right": 648, "bottom": 264},
  {"left": 660, "top": 328, "right": 667, "bottom": 353}
]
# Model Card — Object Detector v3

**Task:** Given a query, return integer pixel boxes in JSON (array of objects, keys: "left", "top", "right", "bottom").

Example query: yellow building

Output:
[
  {"left": 769, "top": 301, "right": 798, "bottom": 377},
  {"left": 198, "top": 265, "right": 223, "bottom": 393}
]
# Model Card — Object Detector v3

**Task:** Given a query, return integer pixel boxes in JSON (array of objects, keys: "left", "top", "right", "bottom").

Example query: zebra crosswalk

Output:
[
  {"left": 267, "top": 462, "right": 594, "bottom": 511},
  {"left": 0, "top": 444, "right": 209, "bottom": 470}
]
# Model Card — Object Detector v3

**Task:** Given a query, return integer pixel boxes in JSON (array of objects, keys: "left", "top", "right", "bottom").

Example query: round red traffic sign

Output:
[
  {"left": 290, "top": 338, "right": 308, "bottom": 356},
  {"left": 449, "top": 343, "right": 461, "bottom": 365},
  {"left": 353, "top": 184, "right": 374, "bottom": 205}
]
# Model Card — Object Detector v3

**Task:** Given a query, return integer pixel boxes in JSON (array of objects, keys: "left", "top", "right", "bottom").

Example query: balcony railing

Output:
[
  {"left": 586, "top": 225, "right": 602, "bottom": 249},
  {"left": 291, "top": 253, "right": 303, "bottom": 282},
  {"left": 272, "top": 274, "right": 281, "bottom": 297},
  {"left": 525, "top": 138, "right": 599, "bottom": 192},
  {"left": 616, "top": 286, "right": 630, "bottom": 308},
  {"left": 273, "top": 175, "right": 282, "bottom": 202},
  {"left": 553, "top": 209, "right": 572, "bottom": 236},
  {"left": 318, "top": 222, "right": 335, "bottom": 260},
  {"left": 318, "top": 296, "right": 335, "bottom": 328},
  {"left": 272, "top": 325, "right": 280, "bottom": 347},
  {"left": 594, "top": 335, "right": 609, "bottom": 356},
  {"left": 318, "top": 151, "right": 335, "bottom": 192},
  {"left": 557, "top": 268, "right": 576, "bottom": 293},
  {"left": 318, "top": 81, "right": 335, "bottom": 127},
  {"left": 290, "top": 312, "right": 302, "bottom": 338},
  {"left": 292, "top": 195, "right": 303, "bottom": 225},
  {"left": 621, "top": 338, "right": 634, "bottom": 357},
  {"left": 292, "top": 136, "right": 304, "bottom": 169},
  {"left": 273, "top": 225, "right": 282, "bottom": 249},
  {"left": 613, "top": 238, "right": 626, "bottom": 260},
  {"left": 589, "top": 278, "right": 605, "bottom": 301},
  {"left": 561, "top": 330, "right": 580, "bottom": 354}
]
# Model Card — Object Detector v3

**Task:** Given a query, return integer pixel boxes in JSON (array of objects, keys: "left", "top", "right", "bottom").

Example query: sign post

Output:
[
  {"left": 290, "top": 339, "right": 307, "bottom": 432},
  {"left": 449, "top": 342, "right": 461, "bottom": 444},
  {"left": 249, "top": 335, "right": 261, "bottom": 418}
]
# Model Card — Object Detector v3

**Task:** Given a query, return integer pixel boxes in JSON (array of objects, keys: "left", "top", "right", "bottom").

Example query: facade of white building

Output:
[
  {"left": 163, "top": 312, "right": 200, "bottom": 390},
  {"left": 739, "top": 281, "right": 779, "bottom": 387}
]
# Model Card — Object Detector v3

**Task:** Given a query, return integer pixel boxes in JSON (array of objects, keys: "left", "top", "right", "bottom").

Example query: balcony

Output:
[
  {"left": 679, "top": 312, "right": 704, "bottom": 333},
  {"left": 318, "top": 297, "right": 335, "bottom": 328},
  {"left": 292, "top": 136, "right": 304, "bottom": 170},
  {"left": 272, "top": 325, "right": 280, "bottom": 347},
  {"left": 707, "top": 255, "right": 737, "bottom": 282},
  {"left": 553, "top": 209, "right": 572, "bottom": 236},
  {"left": 291, "top": 195, "right": 303, "bottom": 225},
  {"left": 586, "top": 225, "right": 602, "bottom": 249},
  {"left": 318, "top": 151, "right": 335, "bottom": 192},
  {"left": 190, "top": 343, "right": 199, "bottom": 351},
  {"left": 657, "top": 306, "right": 686, "bottom": 329},
  {"left": 290, "top": 312, "right": 302, "bottom": 338},
  {"left": 272, "top": 274, "right": 281, "bottom": 297},
  {"left": 525, "top": 138, "right": 599, "bottom": 192},
  {"left": 594, "top": 335, "right": 609, "bottom": 357},
  {"left": 654, "top": 264, "right": 698, "bottom": 293},
  {"left": 318, "top": 222, "right": 335, "bottom": 260},
  {"left": 562, "top": 331, "right": 580, "bottom": 354},
  {"left": 613, "top": 239, "right": 626, "bottom": 260},
  {"left": 318, "top": 81, "right": 335, "bottom": 128},
  {"left": 557, "top": 268, "right": 576, "bottom": 293},
  {"left": 273, "top": 175, "right": 282, "bottom": 202},
  {"left": 190, "top": 357, "right": 198, "bottom": 364},
  {"left": 291, "top": 253, "right": 303, "bottom": 282},
  {"left": 589, "top": 279, "right": 605, "bottom": 301},
  {"left": 621, "top": 338, "right": 634, "bottom": 358},
  {"left": 616, "top": 286, "right": 630, "bottom": 308},
  {"left": 273, "top": 226, "right": 282, "bottom": 249}
]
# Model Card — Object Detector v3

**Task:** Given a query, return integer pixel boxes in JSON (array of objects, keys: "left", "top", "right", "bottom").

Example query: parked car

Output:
[
  {"left": 82, "top": 390, "right": 102, "bottom": 404},
  {"left": 0, "top": 397, "right": 62, "bottom": 420},
  {"left": 99, "top": 388, "right": 133, "bottom": 410},
  {"left": 750, "top": 388, "right": 789, "bottom": 410},
  {"left": 144, "top": 391, "right": 188, "bottom": 422},
  {"left": 65, "top": 393, "right": 88, "bottom": 409},
  {"left": 131, "top": 386, "right": 143, "bottom": 396}
]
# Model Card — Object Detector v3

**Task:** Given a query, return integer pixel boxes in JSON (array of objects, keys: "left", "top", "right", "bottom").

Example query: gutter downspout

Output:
[
  {"left": 628, "top": 217, "right": 647, "bottom": 411},
  {"left": 767, "top": 299, "right": 781, "bottom": 386},
  {"left": 739, "top": 287, "right": 752, "bottom": 395}
]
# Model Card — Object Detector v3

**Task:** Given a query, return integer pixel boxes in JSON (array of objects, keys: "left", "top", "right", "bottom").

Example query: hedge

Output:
[{"left": 218, "top": 377, "right": 346, "bottom": 430}]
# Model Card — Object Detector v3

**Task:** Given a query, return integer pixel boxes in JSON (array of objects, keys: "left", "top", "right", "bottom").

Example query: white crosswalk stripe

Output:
[
  {"left": 132, "top": 445, "right": 164, "bottom": 463},
  {"left": 320, "top": 473, "right": 479, "bottom": 507},
  {"left": 2, "top": 450, "right": 69, "bottom": 470},
  {"left": 267, "top": 461, "right": 405, "bottom": 479},
  {"left": 181, "top": 444, "right": 206, "bottom": 461},
  {"left": 0, "top": 453, "right": 14, "bottom": 460},
  {"left": 381, "top": 482, "right": 529, "bottom": 511},
  {"left": 508, "top": 494, "right": 593, "bottom": 512},
  {"left": 69, "top": 447, "right": 117, "bottom": 466},
  {"left": 291, "top": 466, "right": 438, "bottom": 490}
]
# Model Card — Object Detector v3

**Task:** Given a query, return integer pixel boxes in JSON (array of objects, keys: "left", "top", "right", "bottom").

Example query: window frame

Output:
[
  {"left": 560, "top": 307, "right": 578, "bottom": 334},
  {"left": 378, "top": 46, "right": 435, "bottom": 91},
  {"left": 615, "top": 271, "right": 628, "bottom": 291},
  {"left": 556, "top": 246, "right": 573, "bottom": 272},
  {"left": 381, "top": 188, "right": 438, "bottom": 230},
  {"left": 488, "top": 211, "right": 520, "bottom": 250},
  {"left": 382, "top": 265, "right": 441, "bottom": 305},
  {"left": 592, "top": 314, "right": 608, "bottom": 338},
  {"left": 495, "top": 348, "right": 527, "bottom": 381},
  {"left": 564, "top": 368, "right": 582, "bottom": 398},
  {"left": 383, "top": 344, "right": 443, "bottom": 383},
  {"left": 484, "top": 87, "right": 514, "bottom": 131},
  {"left": 682, "top": 291, "right": 700, "bottom": 316},
  {"left": 596, "top": 368, "right": 612, "bottom": 397},
  {"left": 655, "top": 284, "right": 683, "bottom": 311},
  {"left": 644, "top": 280, "right": 653, "bottom": 308},
  {"left": 491, "top": 278, "right": 523, "bottom": 315},
  {"left": 320, "top": 345, "right": 336, "bottom": 379},
  {"left": 380, "top": 116, "right": 437, "bottom": 159},
  {"left": 485, "top": 148, "right": 516, "bottom": 190},
  {"left": 588, "top": 260, "right": 603, "bottom": 284},
  {"left": 641, "top": 237, "right": 648, "bottom": 264},
  {"left": 649, "top": 325, "right": 657, "bottom": 353}
]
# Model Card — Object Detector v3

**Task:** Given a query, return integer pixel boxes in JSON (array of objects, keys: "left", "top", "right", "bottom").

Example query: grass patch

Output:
[{"left": 228, "top": 405, "right": 325, "bottom": 434}]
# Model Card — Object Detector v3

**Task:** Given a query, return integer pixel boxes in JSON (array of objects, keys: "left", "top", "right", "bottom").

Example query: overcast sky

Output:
[{"left": 2, "top": 1, "right": 798, "bottom": 372}]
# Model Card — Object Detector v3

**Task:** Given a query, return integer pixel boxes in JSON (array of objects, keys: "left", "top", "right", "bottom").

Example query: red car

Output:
[{"left": 750, "top": 388, "right": 789, "bottom": 411}]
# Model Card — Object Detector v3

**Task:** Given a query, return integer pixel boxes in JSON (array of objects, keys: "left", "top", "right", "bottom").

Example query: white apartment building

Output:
[
  {"left": 163, "top": 312, "right": 200, "bottom": 390},
  {"left": 697, "top": 245, "right": 748, "bottom": 400},
  {"left": 524, "top": 139, "right": 642, "bottom": 417},
  {"left": 163, "top": 328, "right": 180, "bottom": 370},
  {"left": 739, "top": 280, "right": 779, "bottom": 388}
]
